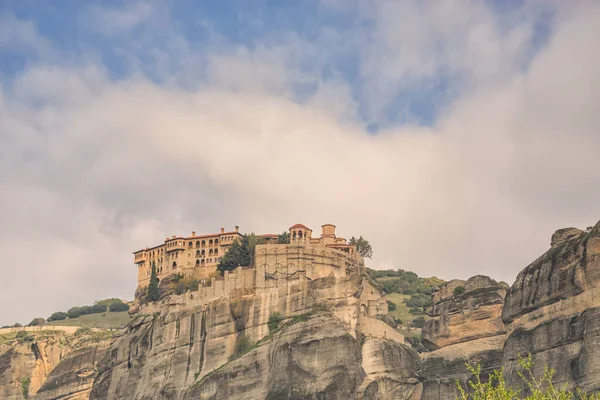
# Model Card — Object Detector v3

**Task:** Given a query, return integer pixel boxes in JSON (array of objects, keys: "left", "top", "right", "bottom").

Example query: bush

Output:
[
  {"left": 453, "top": 286, "right": 466, "bottom": 296},
  {"left": 28, "top": 318, "right": 45, "bottom": 326},
  {"left": 108, "top": 302, "right": 129, "bottom": 312},
  {"left": 268, "top": 312, "right": 283, "bottom": 333},
  {"left": 175, "top": 281, "right": 186, "bottom": 295},
  {"left": 48, "top": 312, "right": 68, "bottom": 321},
  {"left": 387, "top": 300, "right": 397, "bottom": 312},
  {"left": 234, "top": 334, "right": 252, "bottom": 356},
  {"left": 13, "top": 323, "right": 22, "bottom": 327},
  {"left": 411, "top": 316, "right": 426, "bottom": 328},
  {"left": 187, "top": 279, "right": 199, "bottom": 292},
  {"left": 457, "top": 354, "right": 600, "bottom": 399}
]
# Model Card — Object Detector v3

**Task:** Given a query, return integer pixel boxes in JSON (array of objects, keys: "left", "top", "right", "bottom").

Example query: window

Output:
[
  {"left": 172, "top": 262, "right": 177, "bottom": 268},
  {"left": 215, "top": 239, "right": 218, "bottom": 245},
  {"left": 209, "top": 239, "right": 213, "bottom": 246},
  {"left": 188, "top": 242, "right": 192, "bottom": 248},
  {"left": 202, "top": 240, "right": 206, "bottom": 247},
  {"left": 195, "top": 259, "right": 200, "bottom": 265},
  {"left": 201, "top": 259, "right": 205, "bottom": 266},
  {"left": 196, "top": 241, "right": 200, "bottom": 248},
  {"left": 209, "top": 249, "right": 213, "bottom": 256},
  {"left": 214, "top": 249, "right": 218, "bottom": 256},
  {"left": 201, "top": 250, "right": 205, "bottom": 257}
]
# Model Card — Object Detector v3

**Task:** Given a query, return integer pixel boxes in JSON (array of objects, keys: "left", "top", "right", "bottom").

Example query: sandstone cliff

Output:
[
  {"left": 501, "top": 221, "right": 600, "bottom": 394},
  {"left": 90, "top": 242, "right": 421, "bottom": 400},
  {"left": 419, "top": 275, "right": 508, "bottom": 399},
  {"left": 0, "top": 328, "right": 110, "bottom": 400}
]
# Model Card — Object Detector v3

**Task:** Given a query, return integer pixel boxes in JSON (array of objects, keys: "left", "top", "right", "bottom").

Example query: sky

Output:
[{"left": 1, "top": 0, "right": 599, "bottom": 326}]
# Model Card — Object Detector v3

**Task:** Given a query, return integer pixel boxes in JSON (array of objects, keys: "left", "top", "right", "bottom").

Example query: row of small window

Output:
[
  {"left": 144, "top": 257, "right": 221, "bottom": 276},
  {"left": 186, "top": 239, "right": 219, "bottom": 248}
]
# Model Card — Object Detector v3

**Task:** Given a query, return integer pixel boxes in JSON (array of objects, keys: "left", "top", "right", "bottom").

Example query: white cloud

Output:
[{"left": 1, "top": 1, "right": 600, "bottom": 325}]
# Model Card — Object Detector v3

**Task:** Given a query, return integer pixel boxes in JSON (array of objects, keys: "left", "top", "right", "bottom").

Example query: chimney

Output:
[
  {"left": 192, "top": 231, "right": 196, "bottom": 237},
  {"left": 221, "top": 227, "right": 225, "bottom": 234},
  {"left": 235, "top": 225, "right": 239, "bottom": 233}
]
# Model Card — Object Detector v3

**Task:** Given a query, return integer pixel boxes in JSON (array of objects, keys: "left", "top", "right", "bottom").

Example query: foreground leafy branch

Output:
[{"left": 457, "top": 354, "right": 599, "bottom": 400}]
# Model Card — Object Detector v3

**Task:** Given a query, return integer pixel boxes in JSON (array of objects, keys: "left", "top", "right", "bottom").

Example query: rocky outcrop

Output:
[
  {"left": 423, "top": 275, "right": 508, "bottom": 350},
  {"left": 0, "top": 329, "right": 110, "bottom": 400},
  {"left": 501, "top": 221, "right": 600, "bottom": 394},
  {"left": 90, "top": 240, "right": 420, "bottom": 400},
  {"left": 418, "top": 275, "right": 508, "bottom": 399}
]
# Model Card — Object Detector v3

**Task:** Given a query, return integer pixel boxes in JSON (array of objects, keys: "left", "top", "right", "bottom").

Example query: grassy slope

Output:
[{"left": 43, "top": 311, "right": 131, "bottom": 329}]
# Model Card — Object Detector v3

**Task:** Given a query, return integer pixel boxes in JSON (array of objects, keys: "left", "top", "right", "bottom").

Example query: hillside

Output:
[
  {"left": 367, "top": 267, "right": 445, "bottom": 329},
  {"left": 43, "top": 311, "right": 131, "bottom": 329}
]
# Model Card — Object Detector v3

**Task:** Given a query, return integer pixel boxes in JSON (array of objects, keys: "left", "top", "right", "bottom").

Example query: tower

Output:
[{"left": 289, "top": 223, "right": 312, "bottom": 243}]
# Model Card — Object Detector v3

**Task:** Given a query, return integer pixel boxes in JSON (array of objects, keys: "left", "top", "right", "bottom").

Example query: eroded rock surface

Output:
[
  {"left": 0, "top": 329, "right": 110, "bottom": 400},
  {"left": 501, "top": 222, "right": 600, "bottom": 394}
]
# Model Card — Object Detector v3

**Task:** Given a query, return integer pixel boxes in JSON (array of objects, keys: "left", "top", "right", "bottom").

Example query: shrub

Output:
[
  {"left": 234, "top": 334, "right": 252, "bottom": 356},
  {"left": 28, "top": 318, "right": 45, "bottom": 326},
  {"left": 387, "top": 300, "right": 397, "bottom": 312},
  {"left": 109, "top": 302, "right": 129, "bottom": 312},
  {"left": 268, "top": 312, "right": 283, "bottom": 333},
  {"left": 187, "top": 279, "right": 200, "bottom": 292},
  {"left": 20, "top": 377, "right": 30, "bottom": 399},
  {"left": 16, "top": 331, "right": 34, "bottom": 342},
  {"left": 175, "top": 281, "right": 186, "bottom": 295},
  {"left": 457, "top": 354, "right": 600, "bottom": 399},
  {"left": 13, "top": 323, "right": 22, "bottom": 327},
  {"left": 453, "top": 286, "right": 466, "bottom": 296},
  {"left": 411, "top": 316, "right": 426, "bottom": 328},
  {"left": 16, "top": 331, "right": 28, "bottom": 339},
  {"left": 48, "top": 312, "right": 68, "bottom": 321}
]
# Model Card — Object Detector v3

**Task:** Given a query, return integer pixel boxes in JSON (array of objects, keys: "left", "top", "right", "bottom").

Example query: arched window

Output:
[
  {"left": 201, "top": 240, "right": 206, "bottom": 247},
  {"left": 201, "top": 259, "right": 205, "bottom": 266},
  {"left": 209, "top": 258, "right": 212, "bottom": 263},
  {"left": 209, "top": 239, "right": 213, "bottom": 246},
  {"left": 201, "top": 250, "right": 205, "bottom": 257},
  {"left": 195, "top": 259, "right": 200, "bottom": 265},
  {"left": 209, "top": 249, "right": 213, "bottom": 256},
  {"left": 196, "top": 241, "right": 200, "bottom": 248},
  {"left": 298, "top": 231, "right": 303, "bottom": 238},
  {"left": 215, "top": 239, "right": 219, "bottom": 245},
  {"left": 214, "top": 249, "right": 218, "bottom": 256},
  {"left": 172, "top": 262, "right": 177, "bottom": 268},
  {"left": 196, "top": 250, "right": 200, "bottom": 257}
]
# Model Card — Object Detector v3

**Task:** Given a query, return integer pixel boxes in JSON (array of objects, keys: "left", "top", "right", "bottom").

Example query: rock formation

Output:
[
  {"left": 0, "top": 328, "right": 110, "bottom": 400},
  {"left": 501, "top": 222, "right": 600, "bottom": 394},
  {"left": 89, "top": 242, "right": 419, "bottom": 400},
  {"left": 419, "top": 276, "right": 508, "bottom": 399}
]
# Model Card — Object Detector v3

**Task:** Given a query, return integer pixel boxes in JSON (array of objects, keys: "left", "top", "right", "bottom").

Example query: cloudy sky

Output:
[{"left": 1, "top": 0, "right": 599, "bottom": 326}]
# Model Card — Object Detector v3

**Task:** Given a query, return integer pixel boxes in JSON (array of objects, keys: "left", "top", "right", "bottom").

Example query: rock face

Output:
[
  {"left": 90, "top": 242, "right": 418, "bottom": 400},
  {"left": 501, "top": 222, "right": 600, "bottom": 394},
  {"left": 419, "top": 276, "right": 508, "bottom": 399},
  {"left": 0, "top": 329, "right": 110, "bottom": 400}
]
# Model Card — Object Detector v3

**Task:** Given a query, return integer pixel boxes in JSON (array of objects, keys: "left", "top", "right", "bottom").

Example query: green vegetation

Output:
[
  {"left": 28, "top": 317, "right": 45, "bottom": 326},
  {"left": 44, "top": 311, "right": 131, "bottom": 329},
  {"left": 48, "top": 311, "right": 68, "bottom": 321},
  {"left": 217, "top": 234, "right": 265, "bottom": 273},
  {"left": 147, "top": 261, "right": 160, "bottom": 302},
  {"left": 349, "top": 236, "right": 373, "bottom": 259},
  {"left": 20, "top": 377, "right": 30, "bottom": 399},
  {"left": 277, "top": 231, "right": 290, "bottom": 244},
  {"left": 16, "top": 331, "right": 34, "bottom": 342},
  {"left": 458, "top": 354, "right": 600, "bottom": 399},
  {"left": 386, "top": 300, "right": 397, "bottom": 312},
  {"left": 268, "top": 312, "right": 283, "bottom": 332},
  {"left": 367, "top": 268, "right": 444, "bottom": 327},
  {"left": 454, "top": 286, "right": 466, "bottom": 296}
]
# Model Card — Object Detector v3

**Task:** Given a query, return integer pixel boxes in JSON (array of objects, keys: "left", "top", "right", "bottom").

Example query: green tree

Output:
[
  {"left": 48, "top": 312, "right": 68, "bottom": 321},
  {"left": 277, "top": 231, "right": 290, "bottom": 244},
  {"left": 28, "top": 318, "right": 45, "bottom": 326},
  {"left": 147, "top": 261, "right": 160, "bottom": 302},
  {"left": 457, "top": 354, "right": 600, "bottom": 399},
  {"left": 387, "top": 300, "right": 397, "bottom": 312},
  {"left": 109, "top": 302, "right": 129, "bottom": 312},
  {"left": 217, "top": 234, "right": 265, "bottom": 273},
  {"left": 268, "top": 312, "right": 283, "bottom": 332},
  {"left": 349, "top": 236, "right": 373, "bottom": 259}
]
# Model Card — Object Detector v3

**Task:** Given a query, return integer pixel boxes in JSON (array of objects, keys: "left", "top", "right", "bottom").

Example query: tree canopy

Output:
[
  {"left": 217, "top": 234, "right": 265, "bottom": 273},
  {"left": 147, "top": 261, "right": 160, "bottom": 302},
  {"left": 349, "top": 236, "right": 373, "bottom": 258},
  {"left": 277, "top": 231, "right": 290, "bottom": 244}
]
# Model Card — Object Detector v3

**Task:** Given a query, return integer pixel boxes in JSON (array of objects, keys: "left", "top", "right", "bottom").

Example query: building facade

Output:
[{"left": 133, "top": 223, "right": 357, "bottom": 287}]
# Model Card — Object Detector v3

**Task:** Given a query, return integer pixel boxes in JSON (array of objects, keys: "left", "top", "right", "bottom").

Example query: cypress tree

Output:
[{"left": 147, "top": 261, "right": 160, "bottom": 302}]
